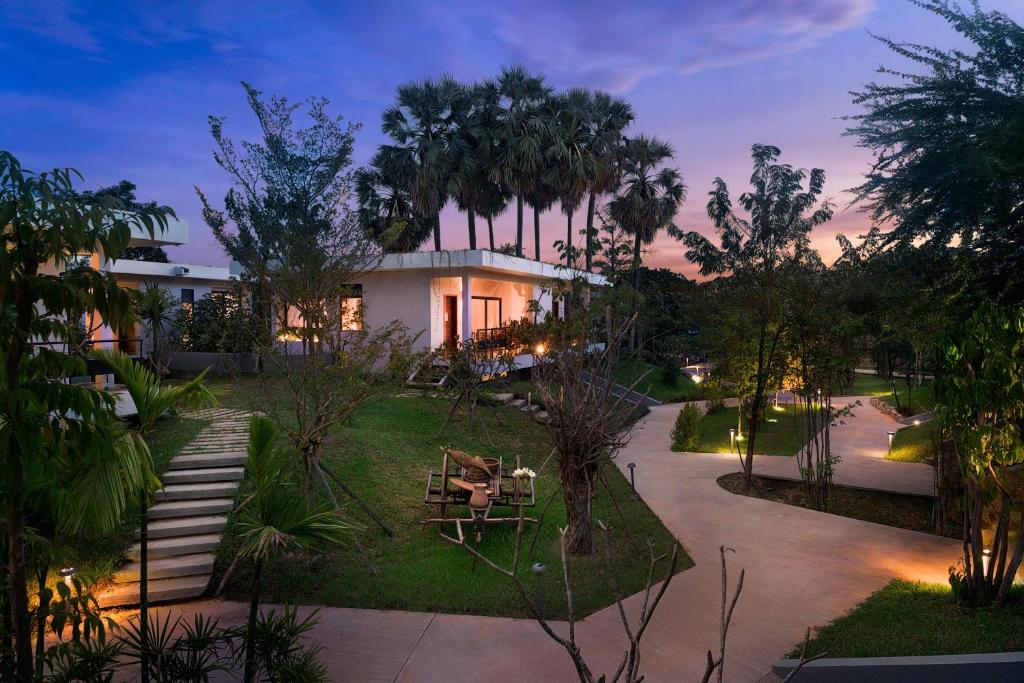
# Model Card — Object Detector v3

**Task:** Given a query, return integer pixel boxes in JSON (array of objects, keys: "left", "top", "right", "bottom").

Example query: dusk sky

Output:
[{"left": 4, "top": 0, "right": 1022, "bottom": 277}]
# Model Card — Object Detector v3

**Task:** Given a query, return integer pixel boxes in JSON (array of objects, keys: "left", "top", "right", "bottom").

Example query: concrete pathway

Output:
[
  {"left": 750, "top": 396, "right": 936, "bottom": 496},
  {"left": 99, "top": 408, "right": 253, "bottom": 607},
  {"left": 111, "top": 402, "right": 959, "bottom": 681}
]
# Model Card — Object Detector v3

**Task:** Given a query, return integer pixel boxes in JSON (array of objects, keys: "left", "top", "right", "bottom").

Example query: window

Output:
[
  {"left": 180, "top": 288, "right": 194, "bottom": 313},
  {"left": 552, "top": 300, "right": 560, "bottom": 320},
  {"left": 472, "top": 296, "right": 502, "bottom": 333},
  {"left": 340, "top": 284, "right": 363, "bottom": 331}
]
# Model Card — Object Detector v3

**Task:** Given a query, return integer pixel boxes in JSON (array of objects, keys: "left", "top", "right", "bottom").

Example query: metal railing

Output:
[{"left": 471, "top": 326, "right": 526, "bottom": 359}]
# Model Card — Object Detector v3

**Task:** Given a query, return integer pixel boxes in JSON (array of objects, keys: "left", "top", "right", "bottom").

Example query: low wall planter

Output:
[
  {"left": 870, "top": 397, "right": 905, "bottom": 421},
  {"left": 773, "top": 651, "right": 1024, "bottom": 682}
]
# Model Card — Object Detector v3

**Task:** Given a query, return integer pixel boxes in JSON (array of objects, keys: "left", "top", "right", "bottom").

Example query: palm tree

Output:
[
  {"left": 583, "top": 92, "right": 634, "bottom": 271},
  {"left": 495, "top": 66, "right": 552, "bottom": 257},
  {"left": 89, "top": 348, "right": 218, "bottom": 433},
  {"left": 545, "top": 89, "right": 595, "bottom": 267},
  {"left": 380, "top": 76, "right": 466, "bottom": 251},
  {"left": 479, "top": 181, "right": 512, "bottom": 251},
  {"left": 608, "top": 135, "right": 686, "bottom": 287},
  {"left": 448, "top": 81, "right": 503, "bottom": 250},
  {"left": 355, "top": 151, "right": 433, "bottom": 252},
  {"left": 132, "top": 283, "right": 177, "bottom": 373},
  {"left": 237, "top": 416, "right": 352, "bottom": 683}
]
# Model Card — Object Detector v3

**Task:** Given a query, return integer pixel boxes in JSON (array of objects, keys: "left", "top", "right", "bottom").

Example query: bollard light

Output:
[
  {"left": 627, "top": 462, "right": 638, "bottom": 499},
  {"left": 982, "top": 549, "right": 992, "bottom": 575},
  {"left": 59, "top": 567, "right": 76, "bottom": 588},
  {"left": 531, "top": 562, "right": 547, "bottom": 617},
  {"left": 887, "top": 431, "right": 895, "bottom": 451},
  {"left": 729, "top": 428, "right": 736, "bottom": 448}
]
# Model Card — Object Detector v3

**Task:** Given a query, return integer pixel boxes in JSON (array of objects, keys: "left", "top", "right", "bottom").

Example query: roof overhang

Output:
[{"left": 370, "top": 250, "right": 608, "bottom": 286}]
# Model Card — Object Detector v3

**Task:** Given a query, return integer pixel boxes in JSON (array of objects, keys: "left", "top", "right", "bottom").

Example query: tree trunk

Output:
[
  {"left": 585, "top": 190, "right": 596, "bottom": 272},
  {"left": 244, "top": 556, "right": 263, "bottom": 683},
  {"left": 487, "top": 216, "right": 495, "bottom": 251},
  {"left": 561, "top": 457, "right": 594, "bottom": 555},
  {"left": 433, "top": 214, "right": 441, "bottom": 251},
  {"left": 467, "top": 207, "right": 477, "bottom": 250},
  {"left": 566, "top": 211, "right": 574, "bottom": 267},
  {"left": 33, "top": 563, "right": 50, "bottom": 682},
  {"left": 534, "top": 205, "right": 541, "bottom": 261},
  {"left": 631, "top": 232, "right": 642, "bottom": 290},
  {"left": 6, "top": 497, "right": 31, "bottom": 683},
  {"left": 516, "top": 196, "right": 524, "bottom": 257},
  {"left": 140, "top": 488, "right": 150, "bottom": 683}
]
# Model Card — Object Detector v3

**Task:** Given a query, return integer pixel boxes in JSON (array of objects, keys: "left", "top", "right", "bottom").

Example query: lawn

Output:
[
  {"left": 211, "top": 378, "right": 690, "bottom": 619},
  {"left": 67, "top": 412, "right": 209, "bottom": 581},
  {"left": 888, "top": 422, "right": 938, "bottom": 464},
  {"left": 615, "top": 358, "right": 704, "bottom": 403},
  {"left": 695, "top": 404, "right": 807, "bottom": 456},
  {"left": 793, "top": 579, "right": 1024, "bottom": 658},
  {"left": 849, "top": 374, "right": 936, "bottom": 416}
]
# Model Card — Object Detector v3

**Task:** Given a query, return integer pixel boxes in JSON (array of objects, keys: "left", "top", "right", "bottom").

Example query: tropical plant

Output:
[
  {"left": 89, "top": 348, "right": 217, "bottom": 433},
  {"left": 355, "top": 151, "right": 433, "bottom": 253},
  {"left": 235, "top": 416, "right": 352, "bottom": 683},
  {"left": 582, "top": 92, "right": 634, "bottom": 271},
  {"left": 495, "top": 65, "right": 552, "bottom": 257},
  {"left": 670, "top": 404, "right": 702, "bottom": 452},
  {"left": 133, "top": 283, "right": 178, "bottom": 372},
  {"left": 0, "top": 151, "right": 172, "bottom": 681},
  {"left": 935, "top": 304, "right": 1024, "bottom": 606},
  {"left": 448, "top": 81, "right": 502, "bottom": 250},
  {"left": 247, "top": 606, "right": 327, "bottom": 683},
  {"left": 545, "top": 89, "right": 596, "bottom": 267},
  {"left": 379, "top": 76, "right": 465, "bottom": 251},
  {"left": 682, "top": 144, "right": 833, "bottom": 490},
  {"left": 121, "top": 612, "right": 239, "bottom": 683},
  {"left": 608, "top": 135, "right": 685, "bottom": 288}
]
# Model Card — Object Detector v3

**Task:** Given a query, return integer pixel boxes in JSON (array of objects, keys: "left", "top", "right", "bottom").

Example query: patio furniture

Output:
[{"left": 423, "top": 448, "right": 537, "bottom": 542}]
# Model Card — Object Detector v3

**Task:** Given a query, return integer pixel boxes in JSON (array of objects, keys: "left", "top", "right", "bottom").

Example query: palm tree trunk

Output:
[
  {"left": 33, "top": 562, "right": 50, "bottom": 681},
  {"left": 487, "top": 216, "right": 495, "bottom": 251},
  {"left": 516, "top": 196, "right": 524, "bottom": 257},
  {"left": 585, "top": 190, "right": 596, "bottom": 272},
  {"left": 566, "top": 210, "right": 573, "bottom": 267},
  {"left": 433, "top": 214, "right": 441, "bottom": 251},
  {"left": 244, "top": 556, "right": 263, "bottom": 683},
  {"left": 631, "top": 232, "right": 642, "bottom": 289},
  {"left": 467, "top": 207, "right": 477, "bottom": 250},
  {"left": 534, "top": 205, "right": 541, "bottom": 261}
]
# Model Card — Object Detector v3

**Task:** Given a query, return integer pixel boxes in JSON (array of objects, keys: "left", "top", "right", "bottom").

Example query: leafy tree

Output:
[
  {"left": 176, "top": 289, "right": 253, "bottom": 354},
  {"left": 495, "top": 66, "right": 552, "bottom": 257},
  {"left": 936, "top": 304, "right": 1024, "bottom": 605},
  {"left": 683, "top": 144, "right": 833, "bottom": 489},
  {"left": 847, "top": 0, "right": 1024, "bottom": 300},
  {"left": 0, "top": 151, "right": 172, "bottom": 681},
  {"left": 120, "top": 246, "right": 170, "bottom": 263},
  {"left": 582, "top": 92, "right": 634, "bottom": 271},
  {"left": 379, "top": 76, "right": 465, "bottom": 251},
  {"left": 608, "top": 135, "right": 685, "bottom": 288}
]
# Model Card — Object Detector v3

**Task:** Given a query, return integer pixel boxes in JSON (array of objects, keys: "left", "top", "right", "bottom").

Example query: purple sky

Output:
[{"left": 4, "top": 1, "right": 1022, "bottom": 277}]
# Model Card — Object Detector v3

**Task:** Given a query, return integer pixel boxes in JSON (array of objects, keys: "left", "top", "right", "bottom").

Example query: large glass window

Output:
[{"left": 471, "top": 296, "right": 502, "bottom": 333}]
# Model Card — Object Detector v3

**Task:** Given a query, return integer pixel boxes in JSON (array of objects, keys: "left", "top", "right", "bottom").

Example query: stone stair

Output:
[
  {"left": 98, "top": 407, "right": 253, "bottom": 608},
  {"left": 492, "top": 392, "right": 549, "bottom": 424}
]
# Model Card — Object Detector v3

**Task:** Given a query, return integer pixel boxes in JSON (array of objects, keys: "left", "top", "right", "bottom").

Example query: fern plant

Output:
[{"left": 89, "top": 348, "right": 218, "bottom": 433}]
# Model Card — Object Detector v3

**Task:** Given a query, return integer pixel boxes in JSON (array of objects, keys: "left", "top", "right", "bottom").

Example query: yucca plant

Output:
[
  {"left": 89, "top": 348, "right": 218, "bottom": 433},
  {"left": 238, "top": 416, "right": 353, "bottom": 683}
]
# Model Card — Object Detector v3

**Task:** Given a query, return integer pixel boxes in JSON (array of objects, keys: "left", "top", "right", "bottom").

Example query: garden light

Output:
[
  {"left": 983, "top": 549, "right": 992, "bottom": 575},
  {"left": 887, "top": 431, "right": 895, "bottom": 451},
  {"left": 627, "top": 462, "right": 638, "bottom": 499},
  {"left": 534, "top": 342, "right": 546, "bottom": 356},
  {"left": 531, "top": 562, "right": 547, "bottom": 617},
  {"left": 729, "top": 428, "right": 736, "bottom": 448},
  {"left": 59, "top": 567, "right": 76, "bottom": 588}
]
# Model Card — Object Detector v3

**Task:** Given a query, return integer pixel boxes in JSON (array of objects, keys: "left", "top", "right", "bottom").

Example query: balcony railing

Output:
[{"left": 471, "top": 326, "right": 526, "bottom": 359}]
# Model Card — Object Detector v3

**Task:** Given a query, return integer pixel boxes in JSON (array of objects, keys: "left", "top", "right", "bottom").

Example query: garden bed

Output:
[
  {"left": 887, "top": 422, "right": 938, "bottom": 464},
  {"left": 211, "top": 378, "right": 691, "bottom": 619},
  {"left": 716, "top": 473, "right": 951, "bottom": 537},
  {"left": 695, "top": 404, "right": 808, "bottom": 456}
]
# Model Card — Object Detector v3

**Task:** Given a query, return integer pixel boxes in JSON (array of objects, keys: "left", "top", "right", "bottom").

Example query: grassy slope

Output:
[
  {"left": 794, "top": 580, "right": 1024, "bottom": 658},
  {"left": 69, "top": 413, "right": 209, "bottom": 580},
  {"left": 615, "top": 358, "right": 703, "bottom": 403},
  {"left": 888, "top": 422, "right": 938, "bottom": 463},
  {"left": 212, "top": 379, "right": 689, "bottom": 619},
  {"left": 850, "top": 374, "right": 936, "bottom": 415},
  {"left": 696, "top": 404, "right": 807, "bottom": 456}
]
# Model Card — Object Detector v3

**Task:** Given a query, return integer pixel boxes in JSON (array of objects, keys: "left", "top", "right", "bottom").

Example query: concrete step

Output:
[
  {"left": 99, "top": 575, "right": 210, "bottom": 608},
  {"left": 492, "top": 393, "right": 513, "bottom": 403},
  {"left": 113, "top": 553, "right": 215, "bottom": 583},
  {"left": 167, "top": 452, "right": 247, "bottom": 470},
  {"left": 128, "top": 534, "right": 222, "bottom": 560},
  {"left": 534, "top": 411, "right": 549, "bottom": 422},
  {"left": 509, "top": 398, "right": 526, "bottom": 408},
  {"left": 148, "top": 498, "right": 234, "bottom": 519},
  {"left": 136, "top": 515, "right": 228, "bottom": 540},
  {"left": 154, "top": 482, "right": 239, "bottom": 502},
  {"left": 162, "top": 467, "right": 245, "bottom": 485}
]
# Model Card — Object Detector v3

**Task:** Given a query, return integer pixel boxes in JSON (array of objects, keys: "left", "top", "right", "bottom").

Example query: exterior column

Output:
[{"left": 461, "top": 274, "right": 472, "bottom": 343}]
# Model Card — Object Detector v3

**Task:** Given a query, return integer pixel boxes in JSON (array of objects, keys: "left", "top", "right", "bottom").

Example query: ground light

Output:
[
  {"left": 531, "top": 562, "right": 547, "bottom": 617},
  {"left": 627, "top": 462, "right": 638, "bottom": 499},
  {"left": 729, "top": 428, "right": 736, "bottom": 449},
  {"left": 887, "top": 431, "right": 895, "bottom": 451},
  {"left": 59, "top": 567, "right": 75, "bottom": 588}
]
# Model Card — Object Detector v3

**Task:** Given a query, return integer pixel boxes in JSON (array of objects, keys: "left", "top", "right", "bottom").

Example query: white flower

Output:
[{"left": 512, "top": 467, "right": 536, "bottom": 480}]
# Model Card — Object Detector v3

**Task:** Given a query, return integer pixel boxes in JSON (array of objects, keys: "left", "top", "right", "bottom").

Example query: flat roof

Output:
[
  {"left": 373, "top": 250, "right": 608, "bottom": 286},
  {"left": 106, "top": 259, "right": 234, "bottom": 282}
]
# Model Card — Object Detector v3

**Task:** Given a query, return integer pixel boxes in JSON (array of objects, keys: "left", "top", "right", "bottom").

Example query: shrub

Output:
[
  {"left": 660, "top": 357, "right": 681, "bottom": 388},
  {"left": 670, "top": 404, "right": 702, "bottom": 452}
]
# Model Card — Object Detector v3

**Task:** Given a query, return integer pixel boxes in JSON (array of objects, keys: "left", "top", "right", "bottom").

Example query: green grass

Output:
[
  {"left": 888, "top": 422, "right": 938, "bottom": 463},
  {"left": 211, "top": 378, "right": 690, "bottom": 619},
  {"left": 67, "top": 412, "right": 209, "bottom": 581},
  {"left": 849, "top": 374, "right": 936, "bottom": 416},
  {"left": 793, "top": 579, "right": 1024, "bottom": 658},
  {"left": 695, "top": 405, "right": 808, "bottom": 456},
  {"left": 615, "top": 358, "right": 703, "bottom": 403}
]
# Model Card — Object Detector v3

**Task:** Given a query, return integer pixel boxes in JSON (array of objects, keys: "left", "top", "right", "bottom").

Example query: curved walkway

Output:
[{"left": 134, "top": 402, "right": 959, "bottom": 682}]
